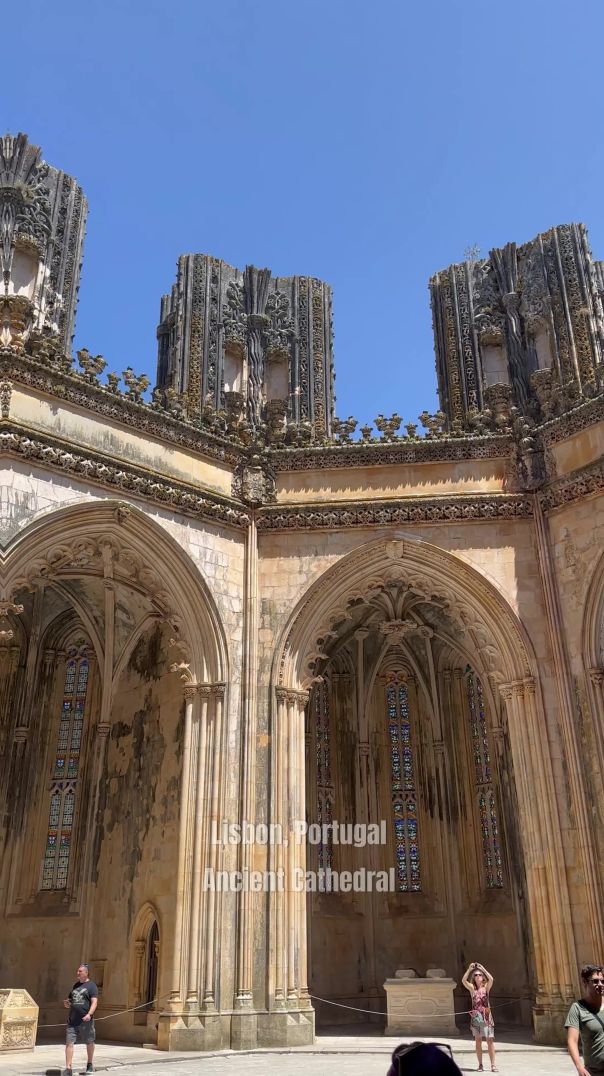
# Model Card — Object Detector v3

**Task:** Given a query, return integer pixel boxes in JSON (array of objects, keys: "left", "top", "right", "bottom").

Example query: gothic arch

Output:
[
  {"left": 129, "top": 901, "right": 162, "bottom": 1018},
  {"left": 273, "top": 534, "right": 534, "bottom": 692},
  {"left": 2, "top": 499, "right": 228, "bottom": 685},
  {"left": 268, "top": 533, "right": 577, "bottom": 1041}
]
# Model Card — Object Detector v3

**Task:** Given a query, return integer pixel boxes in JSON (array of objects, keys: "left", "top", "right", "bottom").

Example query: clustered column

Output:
[
  {"left": 271, "top": 686, "right": 309, "bottom": 1010},
  {"left": 169, "top": 680, "right": 225, "bottom": 1013},
  {"left": 498, "top": 677, "right": 575, "bottom": 1027}
]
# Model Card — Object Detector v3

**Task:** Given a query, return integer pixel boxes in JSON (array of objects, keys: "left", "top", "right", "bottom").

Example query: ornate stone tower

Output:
[
  {"left": 430, "top": 224, "right": 604, "bottom": 430},
  {"left": 0, "top": 133, "right": 87, "bottom": 356},
  {"left": 156, "top": 256, "right": 334, "bottom": 437}
]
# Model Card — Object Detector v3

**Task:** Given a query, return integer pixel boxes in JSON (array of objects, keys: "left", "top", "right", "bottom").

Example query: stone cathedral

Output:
[{"left": 0, "top": 133, "right": 603, "bottom": 1053}]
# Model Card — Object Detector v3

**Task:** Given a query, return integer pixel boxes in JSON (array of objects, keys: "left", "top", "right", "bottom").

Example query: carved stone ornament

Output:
[
  {"left": 1, "top": 426, "right": 249, "bottom": 529},
  {"left": 257, "top": 494, "right": 533, "bottom": 532},
  {"left": 0, "top": 988, "right": 38, "bottom": 1053}
]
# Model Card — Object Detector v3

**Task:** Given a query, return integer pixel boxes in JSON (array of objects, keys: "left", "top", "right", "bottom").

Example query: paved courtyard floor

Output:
[{"left": 0, "top": 1031, "right": 574, "bottom": 1076}]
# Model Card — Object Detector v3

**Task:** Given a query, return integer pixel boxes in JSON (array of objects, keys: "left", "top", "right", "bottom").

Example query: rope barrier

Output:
[
  {"left": 38, "top": 991, "right": 511, "bottom": 1028},
  {"left": 310, "top": 994, "right": 512, "bottom": 1018},
  {"left": 37, "top": 993, "right": 172, "bottom": 1029}
]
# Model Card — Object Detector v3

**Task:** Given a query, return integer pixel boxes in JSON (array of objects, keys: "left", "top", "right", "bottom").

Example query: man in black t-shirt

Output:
[{"left": 62, "top": 963, "right": 98, "bottom": 1076}]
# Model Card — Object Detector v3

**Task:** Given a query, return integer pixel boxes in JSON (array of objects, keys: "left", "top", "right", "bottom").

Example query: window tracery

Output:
[
  {"left": 466, "top": 668, "right": 503, "bottom": 888},
  {"left": 41, "top": 645, "right": 90, "bottom": 891},
  {"left": 314, "top": 680, "right": 333, "bottom": 870},
  {"left": 387, "top": 673, "right": 421, "bottom": 892}
]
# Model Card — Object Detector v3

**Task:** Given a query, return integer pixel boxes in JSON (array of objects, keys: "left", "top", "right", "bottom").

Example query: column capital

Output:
[
  {"left": 588, "top": 667, "right": 604, "bottom": 687},
  {"left": 275, "top": 686, "right": 309, "bottom": 707},
  {"left": 499, "top": 676, "right": 536, "bottom": 700},
  {"left": 183, "top": 682, "right": 214, "bottom": 701}
]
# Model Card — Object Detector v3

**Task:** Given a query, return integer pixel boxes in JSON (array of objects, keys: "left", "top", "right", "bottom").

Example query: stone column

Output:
[
  {"left": 265, "top": 686, "right": 314, "bottom": 1046},
  {"left": 498, "top": 677, "right": 576, "bottom": 1041},
  {"left": 233, "top": 516, "right": 259, "bottom": 1049},
  {"left": 168, "top": 683, "right": 196, "bottom": 1008},
  {"left": 186, "top": 685, "right": 212, "bottom": 1007},
  {"left": 270, "top": 687, "right": 288, "bottom": 1010},
  {"left": 202, "top": 682, "right": 226, "bottom": 1012},
  {"left": 533, "top": 500, "right": 603, "bottom": 955}
]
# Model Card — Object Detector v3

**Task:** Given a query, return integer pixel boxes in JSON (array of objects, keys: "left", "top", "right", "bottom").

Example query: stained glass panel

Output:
[
  {"left": 41, "top": 650, "right": 89, "bottom": 891},
  {"left": 315, "top": 682, "right": 333, "bottom": 871},
  {"left": 467, "top": 670, "right": 503, "bottom": 889},
  {"left": 388, "top": 678, "right": 421, "bottom": 892}
]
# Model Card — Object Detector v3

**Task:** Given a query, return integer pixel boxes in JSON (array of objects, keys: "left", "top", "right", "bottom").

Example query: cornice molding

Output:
[
  {"left": 538, "top": 458, "right": 604, "bottom": 512},
  {"left": 269, "top": 435, "right": 512, "bottom": 471},
  {"left": 538, "top": 392, "right": 604, "bottom": 446},
  {"left": 256, "top": 494, "right": 534, "bottom": 532},
  {"left": 2, "top": 352, "right": 245, "bottom": 467},
  {"left": 0, "top": 426, "right": 250, "bottom": 530}
]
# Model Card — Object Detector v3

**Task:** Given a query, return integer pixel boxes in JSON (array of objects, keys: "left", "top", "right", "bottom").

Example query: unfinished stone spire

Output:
[
  {"left": 156, "top": 256, "right": 334, "bottom": 436},
  {"left": 0, "top": 133, "right": 87, "bottom": 355},
  {"left": 430, "top": 224, "right": 604, "bottom": 430}
]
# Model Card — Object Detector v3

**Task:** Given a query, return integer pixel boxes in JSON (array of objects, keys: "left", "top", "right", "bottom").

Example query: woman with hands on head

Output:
[{"left": 462, "top": 961, "right": 497, "bottom": 1072}]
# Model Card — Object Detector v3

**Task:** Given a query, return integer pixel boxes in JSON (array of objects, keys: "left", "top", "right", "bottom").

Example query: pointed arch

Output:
[
  {"left": 273, "top": 534, "right": 534, "bottom": 693},
  {"left": 2, "top": 500, "right": 228, "bottom": 684}
]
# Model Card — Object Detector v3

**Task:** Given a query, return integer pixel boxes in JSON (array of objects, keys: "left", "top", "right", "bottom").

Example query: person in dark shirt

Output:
[
  {"left": 566, "top": 964, "right": 604, "bottom": 1076},
  {"left": 62, "top": 963, "right": 98, "bottom": 1076}
]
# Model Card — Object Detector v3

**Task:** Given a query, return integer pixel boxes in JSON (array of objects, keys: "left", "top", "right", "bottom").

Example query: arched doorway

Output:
[{"left": 270, "top": 535, "right": 576, "bottom": 1043}]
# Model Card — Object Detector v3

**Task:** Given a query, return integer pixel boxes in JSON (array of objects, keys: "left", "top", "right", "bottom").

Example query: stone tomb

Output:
[
  {"left": 384, "top": 970, "right": 458, "bottom": 1037},
  {"left": 0, "top": 989, "right": 38, "bottom": 1053}
]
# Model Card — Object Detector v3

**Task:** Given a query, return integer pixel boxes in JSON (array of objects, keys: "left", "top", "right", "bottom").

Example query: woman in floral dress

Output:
[{"left": 462, "top": 961, "right": 497, "bottom": 1072}]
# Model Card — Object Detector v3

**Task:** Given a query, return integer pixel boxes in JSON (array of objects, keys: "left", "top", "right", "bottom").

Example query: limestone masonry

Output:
[{"left": 1, "top": 133, "right": 603, "bottom": 1052}]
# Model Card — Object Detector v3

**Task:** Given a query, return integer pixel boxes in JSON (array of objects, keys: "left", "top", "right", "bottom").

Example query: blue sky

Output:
[{"left": 5, "top": 0, "right": 604, "bottom": 428}]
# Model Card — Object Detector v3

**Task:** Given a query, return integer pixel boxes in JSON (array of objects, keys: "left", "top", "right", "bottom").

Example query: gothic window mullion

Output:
[
  {"left": 41, "top": 648, "right": 89, "bottom": 891},
  {"left": 315, "top": 681, "right": 333, "bottom": 870},
  {"left": 388, "top": 676, "right": 421, "bottom": 892},
  {"left": 467, "top": 670, "right": 503, "bottom": 889}
]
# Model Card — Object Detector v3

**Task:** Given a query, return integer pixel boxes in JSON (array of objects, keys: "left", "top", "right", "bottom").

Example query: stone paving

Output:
[{"left": 0, "top": 1033, "right": 574, "bottom": 1076}]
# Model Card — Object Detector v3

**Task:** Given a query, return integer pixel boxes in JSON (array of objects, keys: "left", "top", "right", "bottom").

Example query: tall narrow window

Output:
[
  {"left": 145, "top": 921, "right": 160, "bottom": 1010},
  {"left": 467, "top": 669, "right": 503, "bottom": 888},
  {"left": 315, "top": 681, "right": 333, "bottom": 870},
  {"left": 41, "top": 647, "right": 89, "bottom": 890},
  {"left": 387, "top": 676, "right": 421, "bottom": 891}
]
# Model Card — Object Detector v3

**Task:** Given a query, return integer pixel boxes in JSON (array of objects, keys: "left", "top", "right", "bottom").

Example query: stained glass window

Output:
[
  {"left": 315, "top": 681, "right": 333, "bottom": 870},
  {"left": 466, "top": 670, "right": 503, "bottom": 889},
  {"left": 388, "top": 677, "right": 421, "bottom": 892},
  {"left": 41, "top": 649, "right": 89, "bottom": 891}
]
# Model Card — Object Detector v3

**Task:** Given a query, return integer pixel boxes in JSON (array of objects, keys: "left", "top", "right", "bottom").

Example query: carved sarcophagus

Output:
[{"left": 0, "top": 988, "right": 38, "bottom": 1052}]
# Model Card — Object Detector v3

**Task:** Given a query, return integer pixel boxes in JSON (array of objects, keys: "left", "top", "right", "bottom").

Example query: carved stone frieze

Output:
[
  {"left": 537, "top": 391, "right": 604, "bottom": 446},
  {"left": 1, "top": 427, "right": 250, "bottom": 529},
  {"left": 257, "top": 494, "right": 533, "bottom": 532},
  {"left": 538, "top": 458, "right": 604, "bottom": 511},
  {"left": 269, "top": 434, "right": 511, "bottom": 471}
]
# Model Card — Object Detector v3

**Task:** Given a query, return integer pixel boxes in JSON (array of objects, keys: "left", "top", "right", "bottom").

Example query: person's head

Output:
[
  {"left": 470, "top": 966, "right": 485, "bottom": 988},
  {"left": 581, "top": 964, "right": 604, "bottom": 1001},
  {"left": 76, "top": 964, "right": 89, "bottom": 982},
  {"left": 387, "top": 1042, "right": 462, "bottom": 1076}
]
